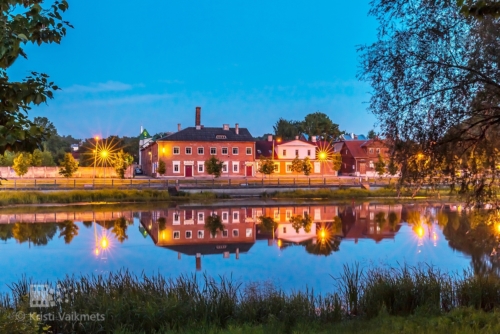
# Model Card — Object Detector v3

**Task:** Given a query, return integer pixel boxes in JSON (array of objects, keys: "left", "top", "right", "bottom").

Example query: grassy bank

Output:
[
  {"left": 267, "top": 187, "right": 447, "bottom": 199},
  {"left": 0, "top": 189, "right": 217, "bottom": 206},
  {"left": 2, "top": 264, "right": 500, "bottom": 333}
]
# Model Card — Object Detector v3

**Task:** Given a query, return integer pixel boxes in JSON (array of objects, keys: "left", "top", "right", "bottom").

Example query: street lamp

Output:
[
  {"left": 101, "top": 150, "right": 109, "bottom": 179},
  {"left": 93, "top": 136, "right": 99, "bottom": 179}
]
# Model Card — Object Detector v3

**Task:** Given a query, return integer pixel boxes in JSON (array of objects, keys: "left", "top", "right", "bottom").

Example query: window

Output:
[
  {"left": 185, "top": 210, "right": 193, "bottom": 221},
  {"left": 286, "top": 163, "right": 293, "bottom": 173},
  {"left": 222, "top": 162, "right": 228, "bottom": 173},
  {"left": 216, "top": 135, "right": 227, "bottom": 139},
  {"left": 222, "top": 147, "right": 228, "bottom": 155},
  {"left": 369, "top": 161, "right": 374, "bottom": 168},
  {"left": 198, "top": 212, "right": 204, "bottom": 223},
  {"left": 274, "top": 210, "right": 280, "bottom": 220},
  {"left": 246, "top": 147, "right": 252, "bottom": 155},
  {"left": 197, "top": 230, "right": 204, "bottom": 238},
  {"left": 233, "top": 163, "right": 239, "bottom": 173},
  {"left": 233, "top": 212, "right": 239, "bottom": 222},
  {"left": 173, "top": 162, "right": 180, "bottom": 173},
  {"left": 222, "top": 230, "right": 228, "bottom": 238},
  {"left": 198, "top": 147, "right": 204, "bottom": 155},
  {"left": 232, "top": 147, "right": 239, "bottom": 155},
  {"left": 307, "top": 149, "right": 311, "bottom": 156},
  {"left": 283, "top": 227, "right": 287, "bottom": 233},
  {"left": 314, "top": 162, "right": 320, "bottom": 173},
  {"left": 233, "top": 229, "right": 239, "bottom": 237},
  {"left": 370, "top": 212, "right": 374, "bottom": 220},
  {"left": 274, "top": 163, "right": 280, "bottom": 172},
  {"left": 286, "top": 210, "right": 292, "bottom": 220},
  {"left": 198, "top": 163, "right": 204, "bottom": 173},
  {"left": 295, "top": 149, "right": 299, "bottom": 157},
  {"left": 303, "top": 210, "right": 309, "bottom": 217},
  {"left": 173, "top": 147, "right": 180, "bottom": 155},
  {"left": 185, "top": 231, "right": 192, "bottom": 239},
  {"left": 314, "top": 208, "right": 321, "bottom": 220},
  {"left": 173, "top": 213, "right": 180, "bottom": 224},
  {"left": 283, "top": 149, "right": 287, "bottom": 157},
  {"left": 376, "top": 148, "right": 380, "bottom": 154},
  {"left": 186, "top": 147, "right": 192, "bottom": 155},
  {"left": 246, "top": 228, "right": 252, "bottom": 237},
  {"left": 369, "top": 148, "right": 374, "bottom": 154},
  {"left": 173, "top": 231, "right": 180, "bottom": 239},
  {"left": 222, "top": 212, "right": 229, "bottom": 222},
  {"left": 352, "top": 165, "right": 355, "bottom": 170},
  {"left": 210, "top": 147, "right": 216, "bottom": 155}
]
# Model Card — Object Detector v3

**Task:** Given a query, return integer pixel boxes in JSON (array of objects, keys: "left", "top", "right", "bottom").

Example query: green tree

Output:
[
  {"left": 387, "top": 156, "right": 398, "bottom": 177},
  {"left": 0, "top": 1, "right": 71, "bottom": 154},
  {"left": 302, "top": 157, "right": 313, "bottom": 176},
  {"left": 13, "top": 152, "right": 31, "bottom": 177},
  {"left": 12, "top": 223, "right": 57, "bottom": 246},
  {"left": 113, "top": 150, "right": 134, "bottom": 179},
  {"left": 205, "top": 156, "right": 224, "bottom": 178},
  {"left": 291, "top": 156, "right": 303, "bottom": 174},
  {"left": 258, "top": 216, "right": 278, "bottom": 235},
  {"left": 157, "top": 160, "right": 166, "bottom": 176},
  {"left": 59, "top": 153, "right": 78, "bottom": 178},
  {"left": 33, "top": 117, "right": 57, "bottom": 137},
  {"left": 0, "top": 151, "right": 16, "bottom": 167},
  {"left": 273, "top": 118, "right": 302, "bottom": 140},
  {"left": 40, "top": 150, "right": 56, "bottom": 166},
  {"left": 331, "top": 152, "right": 342, "bottom": 172},
  {"left": 205, "top": 214, "right": 224, "bottom": 237},
  {"left": 374, "top": 154, "right": 386, "bottom": 177},
  {"left": 258, "top": 156, "right": 275, "bottom": 179},
  {"left": 31, "top": 149, "right": 43, "bottom": 167},
  {"left": 367, "top": 130, "right": 377, "bottom": 139},
  {"left": 302, "top": 112, "right": 343, "bottom": 142}
]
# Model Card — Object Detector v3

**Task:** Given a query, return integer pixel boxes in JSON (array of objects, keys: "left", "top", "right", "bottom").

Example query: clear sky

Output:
[{"left": 10, "top": 0, "right": 378, "bottom": 139}]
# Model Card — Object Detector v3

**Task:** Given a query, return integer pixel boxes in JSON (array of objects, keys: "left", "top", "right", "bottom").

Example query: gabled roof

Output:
[
  {"left": 157, "top": 127, "right": 253, "bottom": 142},
  {"left": 343, "top": 140, "right": 369, "bottom": 158},
  {"left": 139, "top": 128, "right": 152, "bottom": 140},
  {"left": 278, "top": 139, "right": 316, "bottom": 147},
  {"left": 255, "top": 140, "right": 278, "bottom": 159}
]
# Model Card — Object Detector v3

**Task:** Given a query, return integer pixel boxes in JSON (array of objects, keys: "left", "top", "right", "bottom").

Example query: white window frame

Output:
[
  {"left": 286, "top": 210, "right": 292, "bottom": 220},
  {"left": 222, "top": 147, "right": 228, "bottom": 155},
  {"left": 233, "top": 229, "right": 239, "bottom": 237},
  {"left": 197, "top": 230, "right": 204, "bottom": 238},
  {"left": 198, "top": 147, "right": 204, "bottom": 155},
  {"left": 314, "top": 208, "right": 321, "bottom": 220},
  {"left": 232, "top": 147, "right": 239, "bottom": 155},
  {"left": 210, "top": 147, "right": 216, "bottom": 155},
  {"left": 173, "top": 212, "right": 181, "bottom": 225},
  {"left": 369, "top": 161, "right": 374, "bottom": 168},
  {"left": 198, "top": 162, "right": 204, "bottom": 173},
  {"left": 185, "top": 147, "right": 192, "bottom": 155},
  {"left": 246, "top": 147, "right": 252, "bottom": 155},
  {"left": 286, "top": 163, "right": 293, "bottom": 173},
  {"left": 173, "top": 231, "right": 180, "bottom": 239},
  {"left": 185, "top": 231, "right": 192, "bottom": 239},
  {"left": 233, "top": 211, "right": 239, "bottom": 222},
  {"left": 232, "top": 162, "right": 239, "bottom": 173},
  {"left": 173, "top": 161, "right": 180, "bottom": 173},
  {"left": 222, "top": 162, "right": 228, "bottom": 173},
  {"left": 197, "top": 212, "right": 205, "bottom": 224},
  {"left": 274, "top": 210, "right": 280, "bottom": 220},
  {"left": 222, "top": 230, "right": 229, "bottom": 238},
  {"left": 246, "top": 228, "right": 252, "bottom": 237},
  {"left": 283, "top": 149, "right": 287, "bottom": 157},
  {"left": 369, "top": 148, "right": 374, "bottom": 154},
  {"left": 173, "top": 146, "right": 180, "bottom": 155},
  {"left": 222, "top": 211, "right": 229, "bottom": 223},
  {"left": 376, "top": 148, "right": 380, "bottom": 154}
]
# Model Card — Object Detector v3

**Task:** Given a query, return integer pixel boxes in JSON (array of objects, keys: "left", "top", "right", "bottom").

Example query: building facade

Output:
[{"left": 336, "top": 139, "right": 391, "bottom": 176}]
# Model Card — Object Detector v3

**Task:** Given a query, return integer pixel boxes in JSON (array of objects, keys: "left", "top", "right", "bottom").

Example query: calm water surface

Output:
[{"left": 0, "top": 200, "right": 494, "bottom": 294}]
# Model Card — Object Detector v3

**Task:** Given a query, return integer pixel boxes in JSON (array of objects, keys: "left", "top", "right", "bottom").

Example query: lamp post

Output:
[
  {"left": 101, "top": 150, "right": 108, "bottom": 180},
  {"left": 93, "top": 136, "right": 99, "bottom": 179}
]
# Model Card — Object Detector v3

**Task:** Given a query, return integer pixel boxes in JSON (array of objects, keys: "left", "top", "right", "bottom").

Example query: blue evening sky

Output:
[{"left": 10, "top": 1, "right": 378, "bottom": 139}]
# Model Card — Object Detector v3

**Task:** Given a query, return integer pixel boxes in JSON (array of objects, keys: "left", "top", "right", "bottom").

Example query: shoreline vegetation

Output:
[
  {"left": 0, "top": 187, "right": 453, "bottom": 207},
  {"left": 2, "top": 264, "right": 500, "bottom": 333}
]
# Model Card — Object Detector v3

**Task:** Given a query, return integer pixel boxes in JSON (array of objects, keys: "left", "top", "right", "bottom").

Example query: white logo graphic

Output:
[{"left": 29, "top": 284, "right": 72, "bottom": 308}]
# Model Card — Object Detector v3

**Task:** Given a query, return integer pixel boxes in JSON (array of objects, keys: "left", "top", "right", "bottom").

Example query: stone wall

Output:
[{"left": 0, "top": 166, "right": 133, "bottom": 179}]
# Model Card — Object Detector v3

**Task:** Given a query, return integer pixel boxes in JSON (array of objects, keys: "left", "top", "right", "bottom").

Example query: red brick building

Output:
[
  {"left": 141, "top": 107, "right": 256, "bottom": 177},
  {"left": 335, "top": 138, "right": 391, "bottom": 176}
]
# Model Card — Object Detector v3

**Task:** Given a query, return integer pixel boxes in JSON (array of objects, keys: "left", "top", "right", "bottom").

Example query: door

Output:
[
  {"left": 359, "top": 163, "right": 366, "bottom": 175},
  {"left": 185, "top": 165, "right": 193, "bottom": 177},
  {"left": 246, "top": 165, "right": 252, "bottom": 177}
]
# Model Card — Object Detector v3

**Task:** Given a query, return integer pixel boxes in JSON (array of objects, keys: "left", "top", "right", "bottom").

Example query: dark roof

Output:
[
  {"left": 255, "top": 140, "right": 278, "bottom": 159},
  {"left": 160, "top": 242, "right": 254, "bottom": 256},
  {"left": 343, "top": 140, "right": 369, "bottom": 158},
  {"left": 157, "top": 127, "right": 254, "bottom": 142}
]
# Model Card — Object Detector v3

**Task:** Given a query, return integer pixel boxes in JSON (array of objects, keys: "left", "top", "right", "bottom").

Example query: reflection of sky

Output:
[{"left": 0, "top": 218, "right": 471, "bottom": 295}]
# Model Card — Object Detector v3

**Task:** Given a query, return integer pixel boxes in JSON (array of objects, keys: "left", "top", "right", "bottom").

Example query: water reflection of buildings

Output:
[{"left": 0, "top": 211, "right": 133, "bottom": 224}]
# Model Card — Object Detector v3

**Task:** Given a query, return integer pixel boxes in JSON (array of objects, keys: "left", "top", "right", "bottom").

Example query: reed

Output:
[
  {"left": 3, "top": 264, "right": 500, "bottom": 333},
  {"left": 267, "top": 187, "right": 433, "bottom": 199}
]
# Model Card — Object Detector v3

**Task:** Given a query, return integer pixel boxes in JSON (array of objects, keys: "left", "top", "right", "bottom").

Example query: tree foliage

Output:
[
  {"left": 113, "top": 150, "right": 133, "bottom": 179},
  {"left": 157, "top": 160, "right": 166, "bottom": 176},
  {"left": 291, "top": 156, "right": 303, "bottom": 174},
  {"left": 0, "top": 1, "right": 71, "bottom": 154},
  {"left": 289, "top": 213, "right": 313, "bottom": 233},
  {"left": 374, "top": 154, "right": 386, "bottom": 176},
  {"left": 331, "top": 152, "right": 342, "bottom": 172},
  {"left": 358, "top": 0, "right": 500, "bottom": 204},
  {"left": 258, "top": 216, "right": 278, "bottom": 234},
  {"left": 205, "top": 156, "right": 223, "bottom": 178},
  {"left": 12, "top": 152, "right": 31, "bottom": 177},
  {"left": 302, "top": 157, "right": 313, "bottom": 176},
  {"left": 58, "top": 153, "right": 78, "bottom": 178},
  {"left": 257, "top": 156, "right": 275, "bottom": 178},
  {"left": 273, "top": 118, "right": 302, "bottom": 140},
  {"left": 205, "top": 214, "right": 224, "bottom": 237},
  {"left": 273, "top": 113, "right": 344, "bottom": 141}
]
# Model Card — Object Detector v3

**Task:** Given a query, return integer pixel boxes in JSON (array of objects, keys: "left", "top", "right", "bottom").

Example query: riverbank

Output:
[
  {"left": 0, "top": 187, "right": 449, "bottom": 207},
  {"left": 2, "top": 265, "right": 499, "bottom": 333}
]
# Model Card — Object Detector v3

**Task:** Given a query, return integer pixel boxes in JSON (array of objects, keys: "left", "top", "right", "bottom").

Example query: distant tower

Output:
[{"left": 138, "top": 125, "right": 152, "bottom": 167}]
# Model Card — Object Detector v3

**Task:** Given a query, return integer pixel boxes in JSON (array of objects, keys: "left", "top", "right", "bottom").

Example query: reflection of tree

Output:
[
  {"left": 205, "top": 215, "right": 224, "bottom": 237},
  {"left": 12, "top": 223, "right": 57, "bottom": 246},
  {"left": 388, "top": 212, "right": 398, "bottom": 231},
  {"left": 58, "top": 220, "right": 79, "bottom": 244},
  {"left": 111, "top": 217, "right": 129, "bottom": 243},
  {"left": 82, "top": 221, "right": 93, "bottom": 228},
  {"left": 157, "top": 217, "right": 166, "bottom": 231},
  {"left": 0, "top": 224, "right": 13, "bottom": 242},
  {"left": 375, "top": 212, "right": 386, "bottom": 229},
  {"left": 302, "top": 237, "right": 340, "bottom": 256},
  {"left": 290, "top": 213, "right": 313, "bottom": 233}
]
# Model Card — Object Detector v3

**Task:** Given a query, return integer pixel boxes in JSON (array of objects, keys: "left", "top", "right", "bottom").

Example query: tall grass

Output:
[
  {"left": 3, "top": 264, "right": 500, "bottom": 333},
  {"left": 0, "top": 189, "right": 216, "bottom": 206},
  {"left": 268, "top": 187, "right": 450, "bottom": 199}
]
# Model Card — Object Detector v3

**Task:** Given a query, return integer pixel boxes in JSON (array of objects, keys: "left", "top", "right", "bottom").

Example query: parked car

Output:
[{"left": 135, "top": 168, "right": 143, "bottom": 175}]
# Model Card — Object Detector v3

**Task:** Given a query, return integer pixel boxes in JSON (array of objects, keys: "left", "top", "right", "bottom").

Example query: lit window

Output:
[
  {"left": 233, "top": 229, "right": 239, "bottom": 237},
  {"left": 210, "top": 147, "right": 216, "bottom": 155},
  {"left": 369, "top": 161, "right": 374, "bottom": 168},
  {"left": 186, "top": 147, "right": 192, "bottom": 155},
  {"left": 222, "top": 147, "right": 228, "bottom": 155},
  {"left": 185, "top": 231, "right": 192, "bottom": 239},
  {"left": 173, "top": 231, "right": 180, "bottom": 239},
  {"left": 173, "top": 147, "right": 180, "bottom": 155},
  {"left": 198, "top": 147, "right": 204, "bottom": 154},
  {"left": 286, "top": 164, "right": 293, "bottom": 173},
  {"left": 246, "top": 147, "right": 252, "bottom": 155},
  {"left": 232, "top": 147, "right": 238, "bottom": 155},
  {"left": 197, "top": 230, "right": 204, "bottom": 238},
  {"left": 274, "top": 210, "right": 279, "bottom": 220}
]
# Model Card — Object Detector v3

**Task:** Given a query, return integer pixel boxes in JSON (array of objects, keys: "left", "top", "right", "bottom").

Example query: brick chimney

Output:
[
  {"left": 178, "top": 123, "right": 181, "bottom": 132},
  {"left": 235, "top": 123, "right": 239, "bottom": 135},
  {"left": 268, "top": 135, "right": 273, "bottom": 142},
  {"left": 311, "top": 136, "right": 317, "bottom": 143},
  {"left": 195, "top": 106, "right": 201, "bottom": 127}
]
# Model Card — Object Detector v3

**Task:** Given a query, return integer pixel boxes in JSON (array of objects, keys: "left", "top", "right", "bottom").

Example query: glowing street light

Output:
[{"left": 100, "top": 236, "right": 109, "bottom": 249}]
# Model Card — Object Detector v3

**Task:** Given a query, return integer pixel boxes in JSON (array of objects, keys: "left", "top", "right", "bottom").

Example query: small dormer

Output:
[{"left": 223, "top": 124, "right": 230, "bottom": 131}]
